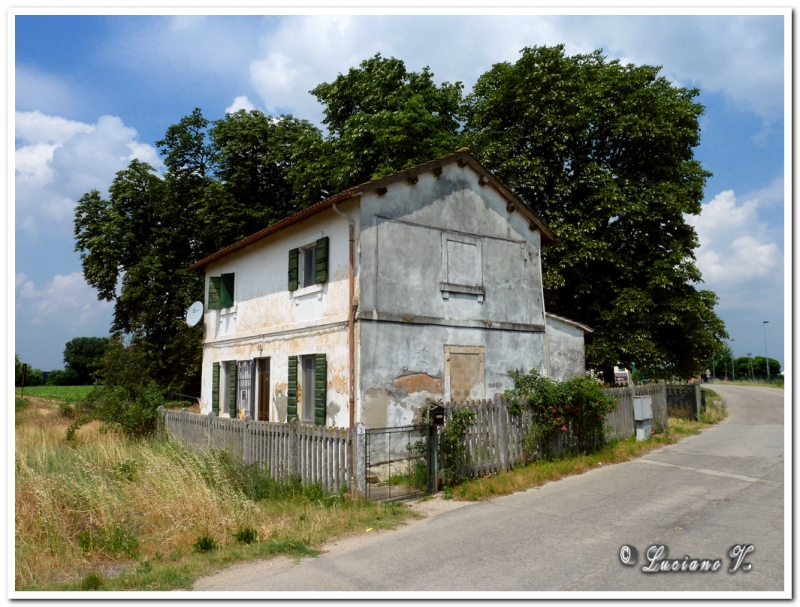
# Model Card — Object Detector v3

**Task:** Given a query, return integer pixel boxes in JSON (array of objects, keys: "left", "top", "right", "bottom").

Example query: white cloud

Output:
[
  {"left": 687, "top": 189, "right": 781, "bottom": 286},
  {"left": 242, "top": 15, "right": 783, "bottom": 127},
  {"left": 16, "top": 272, "right": 112, "bottom": 326},
  {"left": 225, "top": 95, "right": 256, "bottom": 115},
  {"left": 15, "top": 110, "right": 94, "bottom": 146},
  {"left": 15, "top": 110, "right": 161, "bottom": 233}
]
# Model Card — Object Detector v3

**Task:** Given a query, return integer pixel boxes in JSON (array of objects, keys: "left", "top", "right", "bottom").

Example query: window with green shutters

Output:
[
  {"left": 286, "top": 354, "right": 326, "bottom": 425},
  {"left": 228, "top": 360, "right": 237, "bottom": 417},
  {"left": 315, "top": 237, "right": 328, "bottom": 284},
  {"left": 288, "top": 249, "right": 299, "bottom": 291},
  {"left": 211, "top": 362, "right": 220, "bottom": 414},
  {"left": 288, "top": 238, "right": 328, "bottom": 291},
  {"left": 209, "top": 277, "right": 222, "bottom": 310},
  {"left": 287, "top": 355, "right": 298, "bottom": 421},
  {"left": 208, "top": 273, "right": 235, "bottom": 310},
  {"left": 314, "top": 353, "right": 327, "bottom": 426},
  {"left": 221, "top": 274, "right": 235, "bottom": 308}
]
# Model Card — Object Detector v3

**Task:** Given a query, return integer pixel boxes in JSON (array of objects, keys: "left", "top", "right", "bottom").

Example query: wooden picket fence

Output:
[
  {"left": 444, "top": 382, "right": 670, "bottom": 479},
  {"left": 158, "top": 407, "right": 358, "bottom": 494}
]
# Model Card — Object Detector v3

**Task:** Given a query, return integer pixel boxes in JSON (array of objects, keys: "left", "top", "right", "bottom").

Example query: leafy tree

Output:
[
  {"left": 751, "top": 356, "right": 781, "bottom": 380},
  {"left": 463, "top": 45, "right": 727, "bottom": 380},
  {"left": 63, "top": 337, "right": 110, "bottom": 384},
  {"left": 75, "top": 109, "right": 325, "bottom": 391},
  {"left": 46, "top": 368, "right": 81, "bottom": 386},
  {"left": 75, "top": 160, "right": 204, "bottom": 390},
  {"left": 206, "top": 110, "right": 326, "bottom": 248},
  {"left": 67, "top": 338, "right": 169, "bottom": 439},
  {"left": 310, "top": 54, "right": 464, "bottom": 191},
  {"left": 14, "top": 354, "right": 44, "bottom": 387}
]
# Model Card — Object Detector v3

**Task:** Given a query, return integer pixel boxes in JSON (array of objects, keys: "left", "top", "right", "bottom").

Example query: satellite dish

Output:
[{"left": 186, "top": 301, "right": 204, "bottom": 327}]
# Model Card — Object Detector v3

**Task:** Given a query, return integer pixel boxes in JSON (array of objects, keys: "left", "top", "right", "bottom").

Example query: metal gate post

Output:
[
  {"left": 428, "top": 422, "right": 439, "bottom": 494},
  {"left": 355, "top": 423, "right": 366, "bottom": 498}
]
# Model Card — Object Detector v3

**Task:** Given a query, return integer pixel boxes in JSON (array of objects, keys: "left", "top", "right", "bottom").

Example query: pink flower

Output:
[{"left": 560, "top": 425, "right": 567, "bottom": 431}]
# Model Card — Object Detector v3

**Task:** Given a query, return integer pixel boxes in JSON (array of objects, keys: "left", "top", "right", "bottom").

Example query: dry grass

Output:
[{"left": 15, "top": 399, "right": 413, "bottom": 591}]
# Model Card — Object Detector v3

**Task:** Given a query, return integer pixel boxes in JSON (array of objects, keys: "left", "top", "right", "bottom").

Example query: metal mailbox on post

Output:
[{"left": 633, "top": 395, "right": 653, "bottom": 441}]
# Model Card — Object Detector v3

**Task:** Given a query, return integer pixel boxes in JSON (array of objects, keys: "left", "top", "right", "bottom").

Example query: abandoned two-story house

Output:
[{"left": 187, "top": 149, "right": 591, "bottom": 429}]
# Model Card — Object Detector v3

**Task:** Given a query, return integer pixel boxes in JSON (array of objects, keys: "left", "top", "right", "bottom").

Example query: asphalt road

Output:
[{"left": 193, "top": 385, "right": 787, "bottom": 595}]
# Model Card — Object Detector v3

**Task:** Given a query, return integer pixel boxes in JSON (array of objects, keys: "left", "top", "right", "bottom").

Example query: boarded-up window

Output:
[
  {"left": 445, "top": 346, "right": 485, "bottom": 402},
  {"left": 447, "top": 240, "right": 480, "bottom": 286}
]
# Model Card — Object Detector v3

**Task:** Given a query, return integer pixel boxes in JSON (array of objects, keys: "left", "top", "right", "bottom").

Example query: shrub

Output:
[
  {"left": 192, "top": 536, "right": 217, "bottom": 553},
  {"left": 505, "top": 368, "right": 617, "bottom": 459},
  {"left": 440, "top": 406, "right": 476, "bottom": 486},
  {"left": 78, "top": 523, "right": 139, "bottom": 557},
  {"left": 77, "top": 572, "right": 105, "bottom": 591},
  {"left": 46, "top": 368, "right": 81, "bottom": 386},
  {"left": 66, "top": 338, "right": 170, "bottom": 439},
  {"left": 233, "top": 527, "right": 258, "bottom": 544}
]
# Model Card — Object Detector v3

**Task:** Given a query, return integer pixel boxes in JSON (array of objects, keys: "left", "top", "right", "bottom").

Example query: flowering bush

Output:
[{"left": 504, "top": 368, "right": 617, "bottom": 458}]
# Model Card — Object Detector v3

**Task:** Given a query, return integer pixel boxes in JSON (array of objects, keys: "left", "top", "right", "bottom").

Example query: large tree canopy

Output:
[
  {"left": 463, "top": 45, "right": 726, "bottom": 379},
  {"left": 75, "top": 109, "right": 324, "bottom": 390},
  {"left": 310, "top": 54, "right": 464, "bottom": 191},
  {"left": 75, "top": 49, "right": 727, "bottom": 389},
  {"left": 63, "top": 336, "right": 110, "bottom": 384}
]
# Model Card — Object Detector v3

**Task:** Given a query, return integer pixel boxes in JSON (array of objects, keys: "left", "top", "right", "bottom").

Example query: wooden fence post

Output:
[
  {"left": 497, "top": 394, "right": 509, "bottom": 473},
  {"left": 355, "top": 422, "right": 366, "bottom": 498},
  {"left": 181, "top": 408, "right": 188, "bottom": 445},
  {"left": 289, "top": 418, "right": 300, "bottom": 477},
  {"left": 157, "top": 406, "right": 164, "bottom": 433},
  {"left": 243, "top": 415, "right": 252, "bottom": 465},
  {"left": 207, "top": 410, "right": 215, "bottom": 450}
]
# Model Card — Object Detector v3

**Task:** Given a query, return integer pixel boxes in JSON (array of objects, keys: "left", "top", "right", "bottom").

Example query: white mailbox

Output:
[{"left": 633, "top": 396, "right": 653, "bottom": 421}]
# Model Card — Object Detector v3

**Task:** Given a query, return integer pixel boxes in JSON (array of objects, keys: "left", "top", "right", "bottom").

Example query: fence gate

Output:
[{"left": 365, "top": 424, "right": 435, "bottom": 501}]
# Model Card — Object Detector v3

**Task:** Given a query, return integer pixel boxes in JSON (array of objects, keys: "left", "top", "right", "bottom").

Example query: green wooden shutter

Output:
[
  {"left": 211, "top": 362, "right": 220, "bottom": 414},
  {"left": 288, "top": 248, "right": 299, "bottom": 291},
  {"left": 287, "top": 356, "right": 298, "bottom": 421},
  {"left": 221, "top": 273, "right": 235, "bottom": 308},
  {"left": 314, "top": 353, "right": 327, "bottom": 426},
  {"left": 228, "top": 361, "right": 237, "bottom": 417},
  {"left": 315, "top": 237, "right": 329, "bottom": 284},
  {"left": 208, "top": 277, "right": 222, "bottom": 310}
]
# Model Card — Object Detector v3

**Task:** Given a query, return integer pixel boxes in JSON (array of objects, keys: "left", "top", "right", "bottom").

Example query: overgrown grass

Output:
[
  {"left": 14, "top": 385, "right": 95, "bottom": 401},
  {"left": 15, "top": 398, "right": 414, "bottom": 591},
  {"left": 452, "top": 434, "right": 676, "bottom": 501},
  {"left": 453, "top": 398, "right": 729, "bottom": 502}
]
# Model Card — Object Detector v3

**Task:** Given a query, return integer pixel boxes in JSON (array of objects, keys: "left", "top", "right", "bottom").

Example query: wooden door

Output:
[{"left": 258, "top": 358, "right": 270, "bottom": 421}]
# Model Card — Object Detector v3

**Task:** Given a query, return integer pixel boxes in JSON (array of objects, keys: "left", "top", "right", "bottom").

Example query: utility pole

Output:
[
  {"left": 763, "top": 321, "right": 770, "bottom": 382},
  {"left": 747, "top": 352, "right": 754, "bottom": 381},
  {"left": 730, "top": 339, "right": 735, "bottom": 381}
]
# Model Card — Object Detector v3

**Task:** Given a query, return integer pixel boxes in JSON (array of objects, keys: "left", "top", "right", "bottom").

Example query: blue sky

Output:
[{"left": 13, "top": 12, "right": 788, "bottom": 375}]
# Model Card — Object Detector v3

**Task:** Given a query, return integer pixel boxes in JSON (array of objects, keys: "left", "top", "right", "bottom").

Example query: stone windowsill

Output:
[
  {"left": 292, "top": 283, "right": 324, "bottom": 303},
  {"left": 440, "top": 282, "right": 485, "bottom": 302}
]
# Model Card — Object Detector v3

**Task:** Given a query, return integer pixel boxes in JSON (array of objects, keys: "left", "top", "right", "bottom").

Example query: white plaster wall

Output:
[
  {"left": 201, "top": 326, "right": 350, "bottom": 427},
  {"left": 198, "top": 198, "right": 359, "bottom": 427}
]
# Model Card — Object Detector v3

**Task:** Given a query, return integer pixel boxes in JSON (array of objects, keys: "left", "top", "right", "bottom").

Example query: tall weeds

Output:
[{"left": 16, "top": 409, "right": 407, "bottom": 590}]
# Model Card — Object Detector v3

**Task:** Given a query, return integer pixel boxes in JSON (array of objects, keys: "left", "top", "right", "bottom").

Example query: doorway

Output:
[{"left": 257, "top": 358, "right": 270, "bottom": 421}]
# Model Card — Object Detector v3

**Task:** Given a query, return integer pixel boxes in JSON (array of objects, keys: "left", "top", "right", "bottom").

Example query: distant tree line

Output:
[
  {"left": 16, "top": 337, "right": 110, "bottom": 386},
  {"left": 74, "top": 46, "right": 728, "bottom": 389}
]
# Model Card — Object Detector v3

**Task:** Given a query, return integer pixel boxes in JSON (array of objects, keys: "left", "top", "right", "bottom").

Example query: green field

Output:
[{"left": 14, "top": 385, "right": 95, "bottom": 402}]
